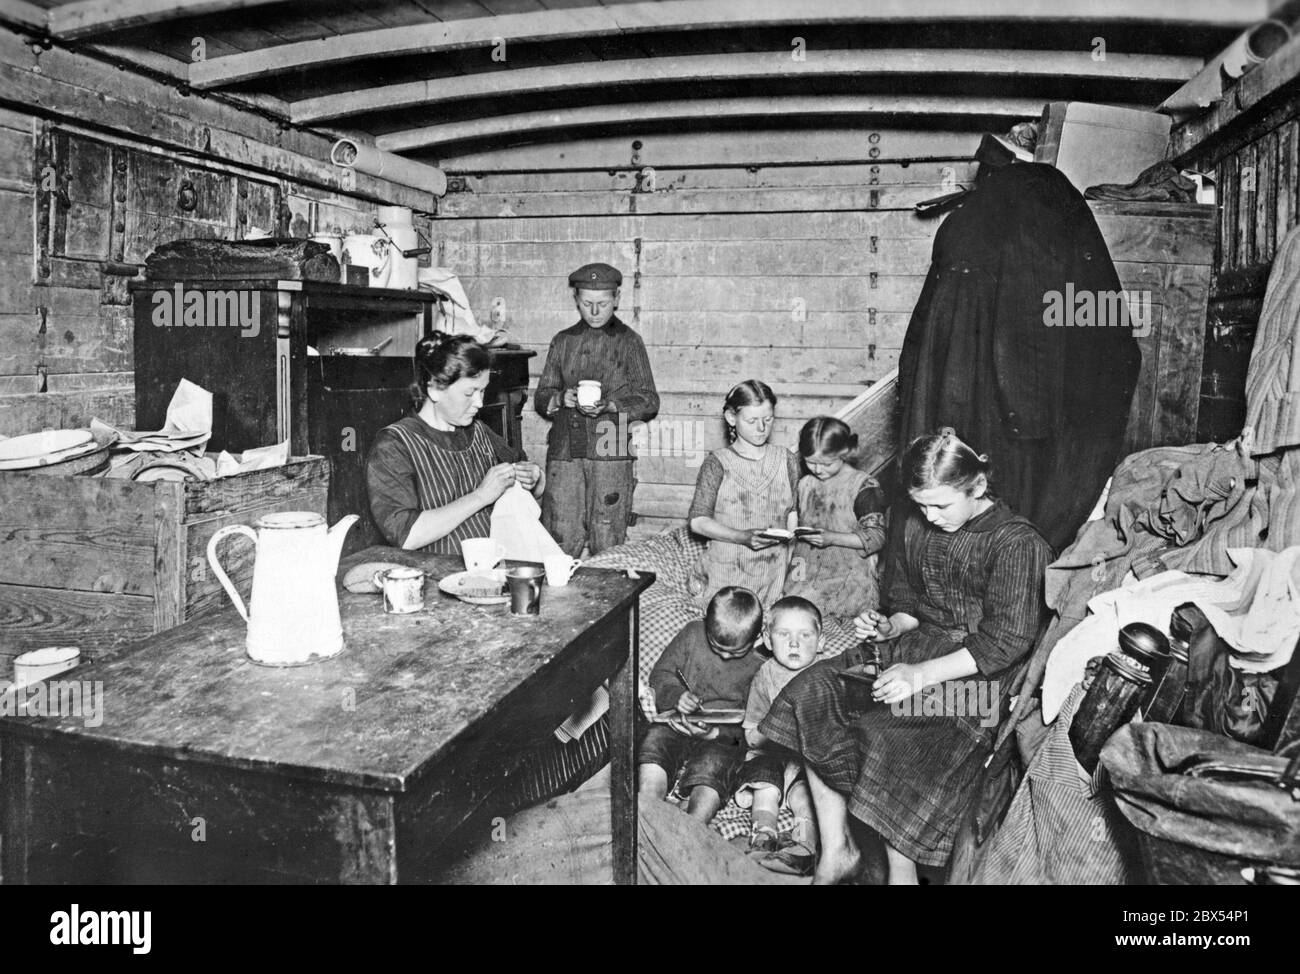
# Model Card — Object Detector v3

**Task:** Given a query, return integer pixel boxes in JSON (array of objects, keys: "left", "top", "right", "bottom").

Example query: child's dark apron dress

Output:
[{"left": 786, "top": 465, "right": 880, "bottom": 617}]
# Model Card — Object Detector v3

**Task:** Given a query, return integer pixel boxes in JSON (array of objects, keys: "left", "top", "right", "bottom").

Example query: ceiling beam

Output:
[
  {"left": 293, "top": 48, "right": 1200, "bottom": 124},
  {"left": 0, "top": 1, "right": 48, "bottom": 32},
  {"left": 377, "top": 94, "right": 1106, "bottom": 152},
  {"left": 1170, "top": 30, "right": 1300, "bottom": 159},
  {"left": 191, "top": 0, "right": 1261, "bottom": 89},
  {"left": 49, "top": 0, "right": 292, "bottom": 41}
]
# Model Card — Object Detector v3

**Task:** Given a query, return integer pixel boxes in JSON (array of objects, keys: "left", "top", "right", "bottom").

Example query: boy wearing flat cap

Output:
[{"left": 535, "top": 262, "right": 659, "bottom": 556}]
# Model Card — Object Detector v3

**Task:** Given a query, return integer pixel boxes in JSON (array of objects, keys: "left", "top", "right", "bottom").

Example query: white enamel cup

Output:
[{"left": 544, "top": 555, "right": 582, "bottom": 586}]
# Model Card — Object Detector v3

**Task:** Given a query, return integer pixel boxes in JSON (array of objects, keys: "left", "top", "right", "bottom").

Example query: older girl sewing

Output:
[{"left": 760, "top": 428, "right": 1052, "bottom": 884}]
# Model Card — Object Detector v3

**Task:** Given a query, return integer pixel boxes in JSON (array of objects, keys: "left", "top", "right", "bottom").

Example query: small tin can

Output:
[{"left": 1070, "top": 651, "right": 1152, "bottom": 774}]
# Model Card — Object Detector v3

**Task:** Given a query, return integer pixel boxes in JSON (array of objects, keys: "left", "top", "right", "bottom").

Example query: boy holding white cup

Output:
[{"left": 535, "top": 263, "right": 659, "bottom": 556}]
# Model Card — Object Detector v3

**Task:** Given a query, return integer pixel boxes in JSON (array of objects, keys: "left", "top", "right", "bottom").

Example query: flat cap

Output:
[{"left": 568, "top": 262, "right": 622, "bottom": 288}]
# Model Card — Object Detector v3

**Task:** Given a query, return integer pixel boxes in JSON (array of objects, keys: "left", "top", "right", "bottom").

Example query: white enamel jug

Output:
[{"left": 207, "top": 512, "right": 358, "bottom": 666}]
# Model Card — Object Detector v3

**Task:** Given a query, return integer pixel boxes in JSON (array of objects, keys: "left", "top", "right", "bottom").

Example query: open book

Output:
[
  {"left": 756, "top": 526, "right": 821, "bottom": 542},
  {"left": 651, "top": 708, "right": 745, "bottom": 725}
]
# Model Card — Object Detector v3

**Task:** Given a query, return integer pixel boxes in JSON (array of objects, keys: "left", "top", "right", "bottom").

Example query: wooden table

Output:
[{"left": 0, "top": 548, "right": 651, "bottom": 884}]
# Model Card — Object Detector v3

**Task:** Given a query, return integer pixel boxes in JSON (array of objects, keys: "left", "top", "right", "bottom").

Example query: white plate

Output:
[
  {"left": 0, "top": 429, "right": 92, "bottom": 463},
  {"left": 439, "top": 569, "right": 509, "bottom": 605}
]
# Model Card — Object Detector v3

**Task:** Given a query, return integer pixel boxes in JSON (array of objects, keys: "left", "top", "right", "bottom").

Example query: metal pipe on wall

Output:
[
  {"left": 1160, "top": 19, "right": 1292, "bottom": 115},
  {"left": 330, "top": 138, "right": 448, "bottom": 201}
]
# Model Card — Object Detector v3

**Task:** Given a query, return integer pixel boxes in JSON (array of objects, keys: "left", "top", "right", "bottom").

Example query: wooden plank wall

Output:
[
  {"left": 0, "top": 126, "right": 430, "bottom": 443},
  {"left": 0, "top": 26, "right": 436, "bottom": 441},
  {"left": 1183, "top": 103, "right": 1300, "bottom": 442},
  {"left": 434, "top": 133, "right": 979, "bottom": 532}
]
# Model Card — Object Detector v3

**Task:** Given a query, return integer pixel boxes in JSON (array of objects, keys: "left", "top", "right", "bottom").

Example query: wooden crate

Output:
[{"left": 0, "top": 456, "right": 328, "bottom": 671}]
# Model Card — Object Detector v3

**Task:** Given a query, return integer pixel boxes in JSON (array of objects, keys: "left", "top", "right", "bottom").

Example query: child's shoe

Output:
[
  {"left": 758, "top": 816, "right": 817, "bottom": 876},
  {"left": 747, "top": 824, "right": 779, "bottom": 855}
]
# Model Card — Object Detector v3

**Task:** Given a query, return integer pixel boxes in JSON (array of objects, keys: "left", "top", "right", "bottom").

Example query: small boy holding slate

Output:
[{"left": 638, "top": 586, "right": 765, "bottom": 824}]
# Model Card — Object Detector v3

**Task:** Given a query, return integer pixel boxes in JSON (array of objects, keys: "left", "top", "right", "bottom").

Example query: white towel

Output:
[
  {"left": 1196, "top": 547, "right": 1300, "bottom": 673},
  {"left": 1041, "top": 569, "right": 1248, "bottom": 723},
  {"left": 490, "top": 483, "right": 565, "bottom": 564}
]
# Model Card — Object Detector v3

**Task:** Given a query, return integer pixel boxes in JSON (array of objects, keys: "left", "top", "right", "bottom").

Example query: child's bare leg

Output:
[
  {"left": 749, "top": 784, "right": 781, "bottom": 834},
  {"left": 787, "top": 779, "right": 818, "bottom": 849},
  {"left": 684, "top": 785, "right": 724, "bottom": 822},
  {"left": 805, "top": 764, "right": 860, "bottom": 884},
  {"left": 638, "top": 763, "right": 669, "bottom": 801},
  {"left": 885, "top": 843, "right": 919, "bottom": 885}
]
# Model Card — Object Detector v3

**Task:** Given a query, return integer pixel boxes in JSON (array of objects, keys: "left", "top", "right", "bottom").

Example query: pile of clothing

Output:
[{"left": 955, "top": 223, "right": 1300, "bottom": 884}]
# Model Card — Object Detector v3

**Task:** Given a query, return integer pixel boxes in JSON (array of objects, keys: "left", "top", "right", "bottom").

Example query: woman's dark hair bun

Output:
[
  {"left": 411, "top": 332, "right": 492, "bottom": 409},
  {"left": 415, "top": 331, "right": 452, "bottom": 357}
]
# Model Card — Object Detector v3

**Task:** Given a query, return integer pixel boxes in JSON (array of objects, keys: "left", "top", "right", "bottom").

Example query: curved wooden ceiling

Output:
[{"left": 0, "top": 0, "right": 1272, "bottom": 160}]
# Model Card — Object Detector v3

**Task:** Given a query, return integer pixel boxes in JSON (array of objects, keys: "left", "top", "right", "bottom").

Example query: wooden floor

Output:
[{"left": 427, "top": 767, "right": 811, "bottom": 886}]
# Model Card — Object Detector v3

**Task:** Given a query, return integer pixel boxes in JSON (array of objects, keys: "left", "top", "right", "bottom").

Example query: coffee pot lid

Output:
[{"left": 256, "top": 511, "right": 325, "bottom": 529}]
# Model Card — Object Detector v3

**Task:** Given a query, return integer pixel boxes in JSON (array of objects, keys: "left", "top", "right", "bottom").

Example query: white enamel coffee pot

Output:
[{"left": 207, "top": 512, "right": 358, "bottom": 666}]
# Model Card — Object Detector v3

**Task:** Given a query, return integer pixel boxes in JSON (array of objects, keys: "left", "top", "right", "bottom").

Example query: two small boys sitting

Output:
[{"left": 638, "top": 587, "right": 823, "bottom": 875}]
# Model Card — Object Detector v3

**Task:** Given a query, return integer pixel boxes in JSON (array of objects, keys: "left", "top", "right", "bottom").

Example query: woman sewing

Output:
[
  {"left": 366, "top": 333, "right": 543, "bottom": 553},
  {"left": 759, "top": 428, "right": 1052, "bottom": 884}
]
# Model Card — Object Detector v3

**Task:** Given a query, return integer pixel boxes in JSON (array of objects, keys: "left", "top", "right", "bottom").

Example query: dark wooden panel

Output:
[
  {"left": 132, "top": 288, "right": 286, "bottom": 453},
  {"left": 8, "top": 737, "right": 398, "bottom": 884},
  {"left": 0, "top": 582, "right": 154, "bottom": 659},
  {"left": 0, "top": 386, "right": 133, "bottom": 438},
  {"left": 1114, "top": 260, "right": 1211, "bottom": 451},
  {"left": 0, "top": 474, "right": 157, "bottom": 594},
  {"left": 1091, "top": 204, "right": 1216, "bottom": 265},
  {"left": 180, "top": 455, "right": 329, "bottom": 517},
  {"left": 123, "top": 151, "right": 238, "bottom": 263},
  {"left": 396, "top": 611, "right": 633, "bottom": 880},
  {"left": 51, "top": 130, "right": 112, "bottom": 262}
]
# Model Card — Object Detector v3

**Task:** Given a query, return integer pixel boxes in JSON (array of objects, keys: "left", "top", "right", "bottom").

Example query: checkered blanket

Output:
[{"left": 586, "top": 526, "right": 861, "bottom": 841}]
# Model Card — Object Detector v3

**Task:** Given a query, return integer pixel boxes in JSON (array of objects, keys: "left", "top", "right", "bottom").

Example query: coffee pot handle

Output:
[{"left": 207, "top": 525, "right": 258, "bottom": 622}]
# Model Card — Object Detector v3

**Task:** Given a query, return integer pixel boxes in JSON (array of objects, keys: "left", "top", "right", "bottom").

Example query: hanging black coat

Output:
[{"left": 897, "top": 163, "right": 1141, "bottom": 552}]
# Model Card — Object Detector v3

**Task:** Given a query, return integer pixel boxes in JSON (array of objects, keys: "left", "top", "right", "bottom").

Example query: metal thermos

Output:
[
  {"left": 1069, "top": 625, "right": 1162, "bottom": 774},
  {"left": 1142, "top": 608, "right": 1193, "bottom": 724},
  {"left": 1118, "top": 621, "right": 1170, "bottom": 682}
]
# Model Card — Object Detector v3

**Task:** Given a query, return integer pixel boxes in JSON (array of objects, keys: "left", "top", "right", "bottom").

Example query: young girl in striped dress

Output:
[{"left": 687, "top": 380, "right": 800, "bottom": 610}]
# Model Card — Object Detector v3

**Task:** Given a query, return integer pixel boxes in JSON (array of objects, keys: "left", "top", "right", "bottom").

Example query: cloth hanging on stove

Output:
[{"left": 897, "top": 163, "right": 1142, "bottom": 552}]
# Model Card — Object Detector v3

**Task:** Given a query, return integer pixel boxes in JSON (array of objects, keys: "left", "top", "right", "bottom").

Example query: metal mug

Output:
[
  {"left": 505, "top": 566, "right": 545, "bottom": 616},
  {"left": 373, "top": 566, "right": 426, "bottom": 614}
]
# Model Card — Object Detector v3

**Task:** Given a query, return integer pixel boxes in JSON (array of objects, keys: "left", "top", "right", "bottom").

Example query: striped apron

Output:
[{"left": 385, "top": 420, "right": 497, "bottom": 556}]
